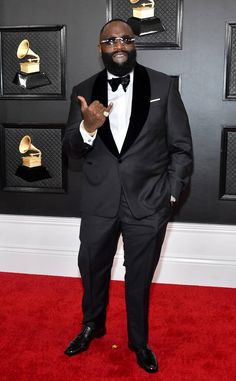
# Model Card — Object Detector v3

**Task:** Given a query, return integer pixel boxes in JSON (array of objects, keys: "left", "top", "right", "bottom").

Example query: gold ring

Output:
[{"left": 103, "top": 111, "right": 109, "bottom": 117}]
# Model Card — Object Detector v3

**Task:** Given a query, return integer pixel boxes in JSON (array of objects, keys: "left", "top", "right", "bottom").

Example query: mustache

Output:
[{"left": 112, "top": 49, "right": 128, "bottom": 55}]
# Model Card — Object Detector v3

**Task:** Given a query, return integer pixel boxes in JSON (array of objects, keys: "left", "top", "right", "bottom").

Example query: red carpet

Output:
[{"left": 0, "top": 272, "right": 235, "bottom": 381}]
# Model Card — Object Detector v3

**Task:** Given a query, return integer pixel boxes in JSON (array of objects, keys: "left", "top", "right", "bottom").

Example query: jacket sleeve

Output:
[
  {"left": 62, "top": 86, "right": 93, "bottom": 159},
  {"left": 166, "top": 79, "right": 193, "bottom": 201}
]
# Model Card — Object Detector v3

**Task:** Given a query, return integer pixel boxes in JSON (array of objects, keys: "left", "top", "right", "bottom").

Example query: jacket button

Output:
[{"left": 118, "top": 159, "right": 122, "bottom": 163}]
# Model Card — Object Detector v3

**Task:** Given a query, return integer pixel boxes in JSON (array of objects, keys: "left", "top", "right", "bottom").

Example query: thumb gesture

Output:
[
  {"left": 77, "top": 95, "right": 113, "bottom": 134},
  {"left": 78, "top": 96, "right": 88, "bottom": 113}
]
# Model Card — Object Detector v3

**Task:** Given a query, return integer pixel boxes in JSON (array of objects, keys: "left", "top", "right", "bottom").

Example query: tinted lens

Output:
[
  {"left": 123, "top": 37, "right": 134, "bottom": 44},
  {"left": 108, "top": 37, "right": 117, "bottom": 45}
]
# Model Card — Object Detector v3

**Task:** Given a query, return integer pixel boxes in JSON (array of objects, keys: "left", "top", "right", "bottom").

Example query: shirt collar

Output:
[{"left": 107, "top": 70, "right": 134, "bottom": 84}]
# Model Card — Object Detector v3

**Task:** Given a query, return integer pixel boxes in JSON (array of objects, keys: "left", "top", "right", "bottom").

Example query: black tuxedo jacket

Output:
[{"left": 63, "top": 64, "right": 193, "bottom": 218}]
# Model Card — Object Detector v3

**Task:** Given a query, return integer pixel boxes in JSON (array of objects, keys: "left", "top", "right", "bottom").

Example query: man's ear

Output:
[{"left": 98, "top": 44, "right": 102, "bottom": 54}]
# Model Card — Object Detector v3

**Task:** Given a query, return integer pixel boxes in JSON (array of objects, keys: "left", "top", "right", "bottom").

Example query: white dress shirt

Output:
[{"left": 106, "top": 71, "right": 133, "bottom": 152}]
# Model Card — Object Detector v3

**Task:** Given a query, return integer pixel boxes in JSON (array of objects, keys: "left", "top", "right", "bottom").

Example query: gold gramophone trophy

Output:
[
  {"left": 19, "top": 135, "right": 42, "bottom": 168},
  {"left": 15, "top": 135, "right": 51, "bottom": 181},
  {"left": 13, "top": 39, "right": 50, "bottom": 89},
  {"left": 127, "top": 0, "right": 165, "bottom": 36}
]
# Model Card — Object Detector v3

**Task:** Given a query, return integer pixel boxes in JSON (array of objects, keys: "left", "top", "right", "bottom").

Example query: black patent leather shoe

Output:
[
  {"left": 129, "top": 344, "right": 158, "bottom": 373},
  {"left": 64, "top": 325, "right": 106, "bottom": 356}
]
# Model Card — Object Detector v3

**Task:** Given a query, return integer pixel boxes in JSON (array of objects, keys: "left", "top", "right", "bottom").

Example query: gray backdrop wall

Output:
[{"left": 0, "top": 0, "right": 236, "bottom": 224}]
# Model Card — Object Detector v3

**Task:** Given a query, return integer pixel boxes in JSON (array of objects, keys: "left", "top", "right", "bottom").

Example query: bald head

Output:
[{"left": 100, "top": 19, "right": 134, "bottom": 41}]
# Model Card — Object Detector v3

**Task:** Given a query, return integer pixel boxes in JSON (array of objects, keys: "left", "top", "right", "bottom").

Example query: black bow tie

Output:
[{"left": 108, "top": 74, "right": 130, "bottom": 92}]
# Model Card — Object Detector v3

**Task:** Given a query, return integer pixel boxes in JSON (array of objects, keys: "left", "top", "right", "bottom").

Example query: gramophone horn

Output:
[
  {"left": 19, "top": 135, "right": 41, "bottom": 156},
  {"left": 19, "top": 135, "right": 31, "bottom": 153},
  {"left": 16, "top": 39, "right": 39, "bottom": 62}
]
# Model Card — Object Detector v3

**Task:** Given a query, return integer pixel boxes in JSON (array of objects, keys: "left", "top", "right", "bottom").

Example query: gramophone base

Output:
[
  {"left": 15, "top": 165, "right": 51, "bottom": 182},
  {"left": 127, "top": 17, "right": 165, "bottom": 36},
  {"left": 13, "top": 72, "right": 51, "bottom": 89}
]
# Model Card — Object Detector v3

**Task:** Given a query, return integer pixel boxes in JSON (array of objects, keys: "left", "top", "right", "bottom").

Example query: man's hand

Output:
[{"left": 78, "top": 96, "right": 113, "bottom": 134}]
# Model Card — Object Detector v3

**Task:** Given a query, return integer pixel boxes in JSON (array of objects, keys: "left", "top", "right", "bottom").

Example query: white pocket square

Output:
[{"left": 150, "top": 98, "right": 160, "bottom": 103}]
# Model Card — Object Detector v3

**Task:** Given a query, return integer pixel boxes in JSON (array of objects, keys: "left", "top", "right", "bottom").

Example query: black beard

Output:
[{"left": 101, "top": 48, "right": 137, "bottom": 77}]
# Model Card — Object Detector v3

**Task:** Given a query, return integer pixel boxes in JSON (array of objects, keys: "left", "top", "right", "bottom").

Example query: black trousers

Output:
[{"left": 78, "top": 192, "right": 171, "bottom": 349}]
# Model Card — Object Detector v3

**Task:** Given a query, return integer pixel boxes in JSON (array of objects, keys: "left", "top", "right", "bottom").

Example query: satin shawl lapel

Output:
[
  {"left": 91, "top": 64, "right": 150, "bottom": 158},
  {"left": 120, "top": 64, "right": 150, "bottom": 156},
  {"left": 92, "top": 69, "right": 120, "bottom": 157}
]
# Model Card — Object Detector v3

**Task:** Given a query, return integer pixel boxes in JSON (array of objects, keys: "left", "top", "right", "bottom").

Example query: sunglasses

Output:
[{"left": 100, "top": 36, "right": 135, "bottom": 46}]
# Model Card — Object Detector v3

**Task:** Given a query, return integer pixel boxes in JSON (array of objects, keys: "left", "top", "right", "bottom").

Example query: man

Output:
[{"left": 63, "top": 19, "right": 193, "bottom": 373}]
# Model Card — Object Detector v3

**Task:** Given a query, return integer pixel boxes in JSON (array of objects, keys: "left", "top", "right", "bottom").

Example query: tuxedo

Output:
[{"left": 63, "top": 63, "right": 193, "bottom": 348}]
